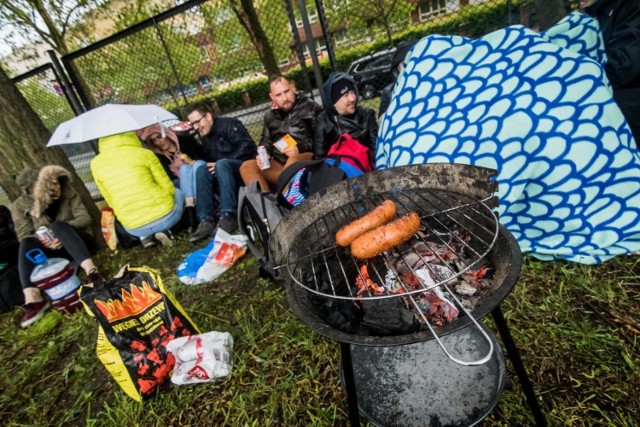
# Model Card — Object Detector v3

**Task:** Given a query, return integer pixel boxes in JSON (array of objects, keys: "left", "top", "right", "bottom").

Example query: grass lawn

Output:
[{"left": 1, "top": 229, "right": 639, "bottom": 426}]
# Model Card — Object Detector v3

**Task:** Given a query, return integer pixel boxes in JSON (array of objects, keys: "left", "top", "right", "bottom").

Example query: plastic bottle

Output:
[
  {"left": 257, "top": 146, "right": 270, "bottom": 170},
  {"left": 101, "top": 207, "right": 118, "bottom": 251}
]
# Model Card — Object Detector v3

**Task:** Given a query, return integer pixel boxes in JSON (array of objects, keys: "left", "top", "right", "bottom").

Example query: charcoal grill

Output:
[{"left": 270, "top": 164, "right": 546, "bottom": 426}]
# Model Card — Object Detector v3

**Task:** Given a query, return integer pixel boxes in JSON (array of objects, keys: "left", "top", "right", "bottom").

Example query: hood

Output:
[
  {"left": 322, "top": 72, "right": 358, "bottom": 118},
  {"left": 136, "top": 124, "right": 180, "bottom": 155},
  {"left": 584, "top": 0, "right": 607, "bottom": 15},
  {"left": 391, "top": 40, "right": 417, "bottom": 78},
  {"left": 15, "top": 168, "right": 40, "bottom": 195},
  {"left": 98, "top": 131, "right": 143, "bottom": 152},
  {"left": 30, "top": 165, "right": 73, "bottom": 218}
]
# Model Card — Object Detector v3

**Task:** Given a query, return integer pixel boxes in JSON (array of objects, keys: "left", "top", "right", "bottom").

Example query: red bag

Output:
[{"left": 327, "top": 133, "right": 374, "bottom": 174}]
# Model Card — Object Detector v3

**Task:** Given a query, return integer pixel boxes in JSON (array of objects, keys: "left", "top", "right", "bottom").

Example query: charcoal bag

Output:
[{"left": 79, "top": 266, "right": 199, "bottom": 401}]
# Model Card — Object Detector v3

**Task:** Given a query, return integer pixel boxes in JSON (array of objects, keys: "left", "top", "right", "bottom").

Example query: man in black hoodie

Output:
[
  {"left": 313, "top": 72, "right": 379, "bottom": 159},
  {"left": 583, "top": 0, "right": 640, "bottom": 147}
]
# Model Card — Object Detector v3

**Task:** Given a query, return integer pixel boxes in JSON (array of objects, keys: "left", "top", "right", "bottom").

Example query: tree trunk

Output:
[
  {"left": 0, "top": 65, "right": 101, "bottom": 226},
  {"left": 230, "top": 0, "right": 280, "bottom": 77},
  {"left": 534, "top": 0, "right": 566, "bottom": 30}
]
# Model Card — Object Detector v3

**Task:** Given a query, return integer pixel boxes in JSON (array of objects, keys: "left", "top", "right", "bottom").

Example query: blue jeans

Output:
[
  {"left": 215, "top": 158, "right": 243, "bottom": 217},
  {"left": 179, "top": 160, "right": 215, "bottom": 221},
  {"left": 124, "top": 189, "right": 184, "bottom": 237}
]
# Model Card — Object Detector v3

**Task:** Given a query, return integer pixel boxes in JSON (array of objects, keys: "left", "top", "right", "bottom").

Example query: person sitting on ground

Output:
[
  {"left": 0, "top": 205, "right": 18, "bottom": 267},
  {"left": 10, "top": 166, "right": 103, "bottom": 328},
  {"left": 137, "top": 124, "right": 217, "bottom": 243},
  {"left": 90, "top": 131, "right": 183, "bottom": 247},
  {"left": 582, "top": 0, "right": 640, "bottom": 148},
  {"left": 240, "top": 74, "right": 323, "bottom": 192},
  {"left": 379, "top": 40, "right": 417, "bottom": 118},
  {"left": 313, "top": 72, "right": 379, "bottom": 160},
  {"left": 184, "top": 102, "right": 257, "bottom": 234}
]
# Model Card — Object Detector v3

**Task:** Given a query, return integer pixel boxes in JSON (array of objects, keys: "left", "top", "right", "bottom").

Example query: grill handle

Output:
[{"left": 410, "top": 285, "right": 494, "bottom": 366}]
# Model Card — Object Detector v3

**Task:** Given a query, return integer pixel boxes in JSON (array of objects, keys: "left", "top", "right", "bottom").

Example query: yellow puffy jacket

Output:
[{"left": 90, "top": 132, "right": 175, "bottom": 229}]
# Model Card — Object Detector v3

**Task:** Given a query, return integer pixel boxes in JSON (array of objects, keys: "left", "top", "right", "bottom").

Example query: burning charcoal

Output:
[{"left": 429, "top": 264, "right": 458, "bottom": 285}]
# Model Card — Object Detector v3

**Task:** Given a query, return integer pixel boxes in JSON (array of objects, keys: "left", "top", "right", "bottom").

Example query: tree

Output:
[
  {"left": 0, "top": 64, "right": 100, "bottom": 225},
  {"left": 229, "top": 0, "right": 280, "bottom": 77}
]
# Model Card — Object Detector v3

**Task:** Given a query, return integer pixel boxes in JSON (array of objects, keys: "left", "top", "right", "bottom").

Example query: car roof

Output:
[{"left": 348, "top": 47, "right": 397, "bottom": 68}]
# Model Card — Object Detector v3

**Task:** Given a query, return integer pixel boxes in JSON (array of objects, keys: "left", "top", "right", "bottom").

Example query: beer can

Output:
[
  {"left": 257, "top": 146, "right": 270, "bottom": 170},
  {"left": 36, "top": 226, "right": 61, "bottom": 250}
]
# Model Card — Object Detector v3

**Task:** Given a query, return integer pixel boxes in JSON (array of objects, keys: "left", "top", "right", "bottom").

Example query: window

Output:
[{"left": 419, "top": 0, "right": 448, "bottom": 22}]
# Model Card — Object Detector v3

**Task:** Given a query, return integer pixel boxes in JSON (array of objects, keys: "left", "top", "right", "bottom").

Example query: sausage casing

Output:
[
  {"left": 335, "top": 200, "right": 397, "bottom": 247},
  {"left": 350, "top": 212, "right": 421, "bottom": 259}
]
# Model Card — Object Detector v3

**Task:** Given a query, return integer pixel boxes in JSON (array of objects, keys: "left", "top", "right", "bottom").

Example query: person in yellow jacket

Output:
[{"left": 90, "top": 131, "right": 184, "bottom": 247}]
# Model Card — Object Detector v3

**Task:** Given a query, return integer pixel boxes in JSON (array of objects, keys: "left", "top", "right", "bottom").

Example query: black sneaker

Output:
[
  {"left": 217, "top": 214, "right": 238, "bottom": 234},
  {"left": 87, "top": 271, "right": 105, "bottom": 285},
  {"left": 141, "top": 235, "right": 157, "bottom": 248},
  {"left": 189, "top": 220, "right": 216, "bottom": 243},
  {"left": 20, "top": 300, "right": 51, "bottom": 328}
]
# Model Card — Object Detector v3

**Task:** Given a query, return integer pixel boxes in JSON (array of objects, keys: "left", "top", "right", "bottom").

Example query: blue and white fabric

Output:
[{"left": 376, "top": 13, "right": 640, "bottom": 264}]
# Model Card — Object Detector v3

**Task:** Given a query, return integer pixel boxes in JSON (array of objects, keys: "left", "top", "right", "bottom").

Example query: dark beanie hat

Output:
[{"left": 331, "top": 78, "right": 356, "bottom": 105}]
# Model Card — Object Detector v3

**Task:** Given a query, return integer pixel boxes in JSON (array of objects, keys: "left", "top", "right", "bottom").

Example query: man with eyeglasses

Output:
[{"left": 184, "top": 102, "right": 257, "bottom": 236}]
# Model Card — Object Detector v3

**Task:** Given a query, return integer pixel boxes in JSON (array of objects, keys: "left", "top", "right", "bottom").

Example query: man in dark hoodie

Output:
[
  {"left": 313, "top": 72, "right": 379, "bottom": 160},
  {"left": 11, "top": 166, "right": 103, "bottom": 328},
  {"left": 583, "top": 0, "right": 640, "bottom": 147}
]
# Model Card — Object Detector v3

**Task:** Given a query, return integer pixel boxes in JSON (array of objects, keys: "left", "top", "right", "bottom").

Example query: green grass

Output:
[{"left": 1, "top": 232, "right": 638, "bottom": 426}]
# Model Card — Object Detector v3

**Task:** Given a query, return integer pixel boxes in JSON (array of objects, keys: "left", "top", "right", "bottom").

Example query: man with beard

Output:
[
  {"left": 240, "top": 74, "right": 323, "bottom": 192},
  {"left": 582, "top": 0, "right": 640, "bottom": 147},
  {"left": 313, "top": 72, "right": 379, "bottom": 161},
  {"left": 184, "top": 103, "right": 257, "bottom": 235}
]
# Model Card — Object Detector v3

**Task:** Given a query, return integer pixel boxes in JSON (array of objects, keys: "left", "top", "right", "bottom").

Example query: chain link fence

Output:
[{"left": 9, "top": 0, "right": 537, "bottom": 203}]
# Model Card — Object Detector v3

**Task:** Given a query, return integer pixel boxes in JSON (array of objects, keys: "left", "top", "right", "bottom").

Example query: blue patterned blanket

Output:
[{"left": 376, "top": 13, "right": 640, "bottom": 264}]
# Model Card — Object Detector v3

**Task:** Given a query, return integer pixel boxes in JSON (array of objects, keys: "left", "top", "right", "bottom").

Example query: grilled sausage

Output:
[
  {"left": 350, "top": 212, "right": 421, "bottom": 259},
  {"left": 335, "top": 200, "right": 397, "bottom": 247}
]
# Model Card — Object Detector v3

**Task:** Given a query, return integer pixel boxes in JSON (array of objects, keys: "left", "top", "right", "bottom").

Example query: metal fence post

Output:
[
  {"left": 47, "top": 51, "right": 83, "bottom": 115},
  {"left": 59, "top": 56, "right": 93, "bottom": 112},
  {"left": 285, "top": 0, "right": 313, "bottom": 93},
  {"left": 154, "top": 17, "right": 189, "bottom": 107},
  {"left": 297, "top": 0, "right": 327, "bottom": 107},
  {"left": 314, "top": 0, "right": 336, "bottom": 72}
]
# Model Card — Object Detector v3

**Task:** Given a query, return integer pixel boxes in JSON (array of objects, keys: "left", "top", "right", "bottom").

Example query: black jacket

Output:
[
  {"left": 313, "top": 72, "right": 379, "bottom": 159},
  {"left": 259, "top": 94, "right": 323, "bottom": 164},
  {"left": 379, "top": 82, "right": 394, "bottom": 117},
  {"left": 585, "top": 0, "right": 640, "bottom": 89},
  {"left": 201, "top": 116, "right": 257, "bottom": 163}
]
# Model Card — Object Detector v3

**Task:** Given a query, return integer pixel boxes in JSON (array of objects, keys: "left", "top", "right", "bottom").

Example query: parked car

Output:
[{"left": 346, "top": 47, "right": 397, "bottom": 99}]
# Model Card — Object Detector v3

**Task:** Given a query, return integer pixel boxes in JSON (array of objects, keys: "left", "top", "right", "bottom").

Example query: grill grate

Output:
[{"left": 285, "top": 189, "right": 499, "bottom": 302}]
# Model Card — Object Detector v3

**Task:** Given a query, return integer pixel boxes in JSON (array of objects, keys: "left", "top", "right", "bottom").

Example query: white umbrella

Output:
[{"left": 47, "top": 103, "right": 178, "bottom": 147}]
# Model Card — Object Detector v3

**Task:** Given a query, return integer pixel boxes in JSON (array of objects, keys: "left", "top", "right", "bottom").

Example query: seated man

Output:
[
  {"left": 184, "top": 103, "right": 257, "bottom": 234},
  {"left": 138, "top": 124, "right": 216, "bottom": 243},
  {"left": 583, "top": 0, "right": 640, "bottom": 148},
  {"left": 313, "top": 72, "right": 379, "bottom": 161},
  {"left": 240, "top": 74, "right": 323, "bottom": 192}
]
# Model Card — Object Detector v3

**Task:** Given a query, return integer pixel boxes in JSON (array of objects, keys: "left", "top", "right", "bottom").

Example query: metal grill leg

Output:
[
  {"left": 340, "top": 342, "right": 361, "bottom": 426},
  {"left": 492, "top": 306, "right": 547, "bottom": 427}
]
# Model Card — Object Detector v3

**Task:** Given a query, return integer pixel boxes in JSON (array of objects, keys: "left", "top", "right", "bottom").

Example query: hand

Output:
[
  {"left": 207, "top": 162, "right": 216, "bottom": 174},
  {"left": 256, "top": 154, "right": 264, "bottom": 170},
  {"left": 283, "top": 146, "right": 299, "bottom": 157}
]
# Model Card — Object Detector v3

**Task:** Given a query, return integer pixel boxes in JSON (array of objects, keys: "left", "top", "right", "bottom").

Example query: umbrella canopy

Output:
[{"left": 47, "top": 104, "right": 178, "bottom": 147}]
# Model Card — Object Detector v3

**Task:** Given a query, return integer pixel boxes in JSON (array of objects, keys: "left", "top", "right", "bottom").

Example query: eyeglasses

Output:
[{"left": 189, "top": 115, "right": 207, "bottom": 128}]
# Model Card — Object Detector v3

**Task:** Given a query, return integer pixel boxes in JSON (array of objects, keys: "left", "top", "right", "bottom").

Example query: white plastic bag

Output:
[
  {"left": 177, "top": 229, "right": 248, "bottom": 285},
  {"left": 166, "top": 331, "right": 234, "bottom": 385}
]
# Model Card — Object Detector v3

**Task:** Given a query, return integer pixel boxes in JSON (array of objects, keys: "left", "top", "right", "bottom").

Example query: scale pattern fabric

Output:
[{"left": 376, "top": 13, "right": 640, "bottom": 264}]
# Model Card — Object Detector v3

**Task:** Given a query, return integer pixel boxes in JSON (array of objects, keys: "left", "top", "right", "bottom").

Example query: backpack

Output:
[{"left": 326, "top": 133, "right": 374, "bottom": 175}]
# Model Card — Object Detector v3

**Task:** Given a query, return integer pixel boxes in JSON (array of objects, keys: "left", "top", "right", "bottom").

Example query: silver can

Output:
[
  {"left": 257, "top": 146, "right": 270, "bottom": 170},
  {"left": 36, "top": 226, "right": 61, "bottom": 249}
]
